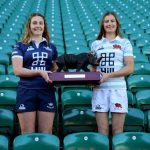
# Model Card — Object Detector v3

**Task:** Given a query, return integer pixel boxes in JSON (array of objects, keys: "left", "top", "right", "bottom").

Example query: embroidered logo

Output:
[
  {"left": 19, "top": 104, "right": 26, "bottom": 110},
  {"left": 113, "top": 44, "right": 121, "bottom": 49},
  {"left": 95, "top": 104, "right": 102, "bottom": 110},
  {"left": 115, "top": 103, "right": 122, "bottom": 108},
  {"left": 43, "top": 46, "right": 52, "bottom": 51},
  {"left": 47, "top": 103, "right": 54, "bottom": 109},
  {"left": 27, "top": 46, "right": 34, "bottom": 51}
]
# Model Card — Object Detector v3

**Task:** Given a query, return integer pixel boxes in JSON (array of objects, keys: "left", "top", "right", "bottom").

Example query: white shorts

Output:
[{"left": 92, "top": 89, "right": 128, "bottom": 113}]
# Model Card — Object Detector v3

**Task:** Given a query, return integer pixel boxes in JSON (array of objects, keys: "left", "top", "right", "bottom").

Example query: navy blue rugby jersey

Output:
[{"left": 12, "top": 39, "right": 58, "bottom": 89}]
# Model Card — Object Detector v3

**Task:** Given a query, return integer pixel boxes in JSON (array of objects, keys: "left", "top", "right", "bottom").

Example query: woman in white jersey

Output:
[{"left": 90, "top": 12, "right": 134, "bottom": 135}]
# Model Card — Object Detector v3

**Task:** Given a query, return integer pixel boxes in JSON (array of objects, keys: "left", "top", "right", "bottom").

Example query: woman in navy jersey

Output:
[
  {"left": 12, "top": 13, "right": 58, "bottom": 134},
  {"left": 90, "top": 12, "right": 134, "bottom": 135}
]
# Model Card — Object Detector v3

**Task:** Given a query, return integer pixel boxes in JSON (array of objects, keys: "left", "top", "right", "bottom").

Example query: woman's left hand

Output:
[{"left": 39, "top": 70, "right": 53, "bottom": 83}]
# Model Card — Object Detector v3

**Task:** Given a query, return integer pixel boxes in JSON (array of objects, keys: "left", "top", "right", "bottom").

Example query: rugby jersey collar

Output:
[
  {"left": 28, "top": 37, "right": 48, "bottom": 45},
  {"left": 102, "top": 36, "right": 121, "bottom": 42}
]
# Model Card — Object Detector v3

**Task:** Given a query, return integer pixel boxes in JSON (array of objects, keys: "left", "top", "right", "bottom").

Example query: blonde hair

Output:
[
  {"left": 97, "top": 11, "right": 123, "bottom": 40},
  {"left": 21, "top": 13, "right": 50, "bottom": 44}
]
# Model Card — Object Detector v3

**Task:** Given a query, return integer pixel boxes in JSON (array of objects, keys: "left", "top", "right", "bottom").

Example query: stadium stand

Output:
[{"left": 0, "top": 0, "right": 150, "bottom": 149}]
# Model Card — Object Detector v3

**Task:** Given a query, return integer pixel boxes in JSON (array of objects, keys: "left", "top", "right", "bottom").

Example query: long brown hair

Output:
[
  {"left": 97, "top": 12, "right": 123, "bottom": 40},
  {"left": 21, "top": 13, "right": 50, "bottom": 44}
]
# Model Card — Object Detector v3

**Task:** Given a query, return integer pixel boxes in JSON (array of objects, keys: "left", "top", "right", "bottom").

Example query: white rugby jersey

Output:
[{"left": 91, "top": 36, "right": 133, "bottom": 89}]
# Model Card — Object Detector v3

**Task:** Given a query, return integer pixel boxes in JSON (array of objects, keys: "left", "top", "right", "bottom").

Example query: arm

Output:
[
  {"left": 12, "top": 57, "right": 52, "bottom": 83},
  {"left": 50, "top": 60, "right": 58, "bottom": 72},
  {"left": 101, "top": 56, "right": 134, "bottom": 82}
]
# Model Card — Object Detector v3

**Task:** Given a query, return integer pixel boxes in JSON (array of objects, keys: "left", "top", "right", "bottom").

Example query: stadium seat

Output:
[
  {"left": 7, "top": 65, "right": 14, "bottom": 75},
  {"left": 136, "top": 37, "right": 150, "bottom": 48},
  {"left": 127, "top": 90, "right": 135, "bottom": 108},
  {"left": 63, "top": 132, "right": 109, "bottom": 150},
  {"left": 142, "top": 45, "right": 150, "bottom": 58},
  {"left": 0, "top": 64, "right": 5, "bottom": 75},
  {"left": 0, "top": 53, "right": 10, "bottom": 66},
  {"left": 132, "top": 47, "right": 141, "bottom": 54},
  {"left": 0, "top": 45, "right": 13, "bottom": 55},
  {"left": 127, "top": 75, "right": 150, "bottom": 92},
  {"left": 0, "top": 75, "right": 19, "bottom": 88},
  {"left": 13, "top": 133, "right": 60, "bottom": 150},
  {"left": 61, "top": 87, "right": 92, "bottom": 111},
  {"left": 147, "top": 110, "right": 150, "bottom": 132},
  {"left": 62, "top": 108, "right": 97, "bottom": 135},
  {"left": 133, "top": 63, "right": 150, "bottom": 75},
  {"left": 0, "top": 135, "right": 9, "bottom": 150},
  {"left": 135, "top": 89, "right": 150, "bottom": 110},
  {"left": 124, "top": 108, "right": 145, "bottom": 132},
  {"left": 0, "top": 89, "right": 16, "bottom": 110},
  {"left": 0, "top": 108, "right": 14, "bottom": 136},
  {"left": 133, "top": 53, "right": 149, "bottom": 63},
  {"left": 66, "top": 45, "right": 89, "bottom": 54},
  {"left": 112, "top": 132, "right": 150, "bottom": 150}
]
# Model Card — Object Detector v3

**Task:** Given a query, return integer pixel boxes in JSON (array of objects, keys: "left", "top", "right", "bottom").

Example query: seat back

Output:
[
  {"left": 112, "top": 132, "right": 150, "bottom": 150},
  {"left": 64, "top": 132, "right": 109, "bottom": 150},
  {"left": 13, "top": 133, "right": 60, "bottom": 150}
]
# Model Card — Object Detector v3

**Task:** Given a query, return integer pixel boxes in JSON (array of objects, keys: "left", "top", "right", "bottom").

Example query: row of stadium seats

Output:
[
  {"left": 1, "top": 88, "right": 150, "bottom": 137},
  {"left": 1, "top": 132, "right": 150, "bottom": 150}
]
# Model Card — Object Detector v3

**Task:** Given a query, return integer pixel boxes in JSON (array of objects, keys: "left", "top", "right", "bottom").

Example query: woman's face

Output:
[
  {"left": 30, "top": 16, "right": 44, "bottom": 36},
  {"left": 103, "top": 14, "right": 117, "bottom": 34}
]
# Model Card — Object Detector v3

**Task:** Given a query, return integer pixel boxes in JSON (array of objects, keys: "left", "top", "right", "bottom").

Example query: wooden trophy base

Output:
[{"left": 49, "top": 72, "right": 102, "bottom": 85}]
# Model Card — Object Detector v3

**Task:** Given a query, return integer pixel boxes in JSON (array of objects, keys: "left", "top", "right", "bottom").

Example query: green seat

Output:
[
  {"left": 133, "top": 53, "right": 149, "bottom": 63},
  {"left": 135, "top": 89, "right": 150, "bottom": 110},
  {"left": 61, "top": 87, "right": 92, "bottom": 111},
  {"left": 0, "top": 64, "right": 5, "bottom": 74},
  {"left": 0, "top": 53, "right": 10, "bottom": 66},
  {"left": 136, "top": 37, "right": 150, "bottom": 48},
  {"left": 124, "top": 108, "right": 145, "bottom": 132},
  {"left": 64, "top": 132, "right": 109, "bottom": 150},
  {"left": 0, "top": 75, "right": 19, "bottom": 88},
  {"left": 0, "top": 45, "right": 13, "bottom": 55},
  {"left": 0, "top": 39, "right": 16, "bottom": 47},
  {"left": 127, "top": 91, "right": 135, "bottom": 108},
  {"left": 112, "top": 132, "right": 150, "bottom": 150},
  {"left": 130, "top": 32, "right": 145, "bottom": 41},
  {"left": 51, "top": 38, "right": 64, "bottom": 47},
  {"left": 0, "top": 108, "right": 14, "bottom": 136},
  {"left": 133, "top": 63, "right": 150, "bottom": 75},
  {"left": 147, "top": 110, "right": 150, "bottom": 132},
  {"left": 0, "top": 89, "right": 16, "bottom": 110},
  {"left": 66, "top": 46, "right": 89, "bottom": 54},
  {"left": 0, "top": 135, "right": 9, "bottom": 150},
  {"left": 127, "top": 75, "right": 150, "bottom": 92},
  {"left": 7, "top": 65, "right": 14, "bottom": 74},
  {"left": 132, "top": 47, "right": 141, "bottom": 54},
  {"left": 13, "top": 133, "right": 60, "bottom": 150},
  {"left": 65, "top": 39, "right": 87, "bottom": 48},
  {"left": 62, "top": 108, "right": 97, "bottom": 135},
  {"left": 142, "top": 45, "right": 150, "bottom": 58}
]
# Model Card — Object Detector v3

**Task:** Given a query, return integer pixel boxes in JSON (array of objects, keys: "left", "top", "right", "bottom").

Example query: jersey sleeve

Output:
[
  {"left": 123, "top": 39, "right": 133, "bottom": 57},
  {"left": 12, "top": 42, "right": 24, "bottom": 59}
]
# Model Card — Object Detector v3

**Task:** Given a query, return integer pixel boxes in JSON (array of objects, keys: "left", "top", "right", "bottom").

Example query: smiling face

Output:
[
  {"left": 103, "top": 14, "right": 117, "bottom": 35},
  {"left": 30, "top": 16, "right": 44, "bottom": 37}
]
